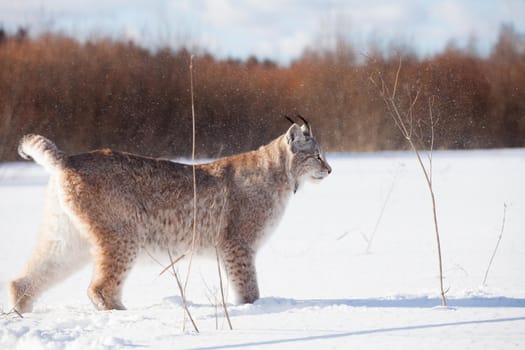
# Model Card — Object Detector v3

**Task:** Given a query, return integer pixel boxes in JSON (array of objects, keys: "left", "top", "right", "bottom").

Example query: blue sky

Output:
[{"left": 1, "top": 0, "right": 524, "bottom": 64}]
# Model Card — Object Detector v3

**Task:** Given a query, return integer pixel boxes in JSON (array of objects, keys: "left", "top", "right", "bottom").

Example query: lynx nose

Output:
[{"left": 325, "top": 162, "right": 332, "bottom": 175}]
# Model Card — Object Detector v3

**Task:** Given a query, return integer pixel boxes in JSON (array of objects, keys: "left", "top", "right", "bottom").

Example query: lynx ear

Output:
[
  {"left": 286, "top": 124, "right": 304, "bottom": 144},
  {"left": 286, "top": 124, "right": 307, "bottom": 153},
  {"left": 297, "top": 114, "right": 312, "bottom": 137}
]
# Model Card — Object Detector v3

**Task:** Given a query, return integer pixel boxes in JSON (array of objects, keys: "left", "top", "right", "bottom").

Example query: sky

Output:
[{"left": 1, "top": 0, "right": 524, "bottom": 65}]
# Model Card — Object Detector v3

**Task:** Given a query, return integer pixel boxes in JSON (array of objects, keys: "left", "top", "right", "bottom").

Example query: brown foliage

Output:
[{"left": 0, "top": 26, "right": 524, "bottom": 161}]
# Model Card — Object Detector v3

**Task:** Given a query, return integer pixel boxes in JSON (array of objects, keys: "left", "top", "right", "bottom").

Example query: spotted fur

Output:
[{"left": 9, "top": 121, "right": 331, "bottom": 313}]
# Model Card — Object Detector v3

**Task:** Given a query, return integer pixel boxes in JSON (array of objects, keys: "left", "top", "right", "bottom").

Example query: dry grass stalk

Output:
[
  {"left": 156, "top": 54, "right": 232, "bottom": 332},
  {"left": 214, "top": 196, "right": 233, "bottom": 330},
  {"left": 215, "top": 246, "right": 233, "bottom": 330},
  {"left": 370, "top": 57, "right": 447, "bottom": 307},
  {"left": 202, "top": 280, "right": 220, "bottom": 330},
  {"left": 482, "top": 203, "right": 507, "bottom": 286},
  {"left": 184, "top": 54, "right": 198, "bottom": 294},
  {"left": 364, "top": 168, "right": 399, "bottom": 254},
  {"left": 1, "top": 291, "right": 25, "bottom": 319},
  {"left": 0, "top": 309, "right": 23, "bottom": 319},
  {"left": 1, "top": 307, "right": 23, "bottom": 319},
  {"left": 158, "top": 54, "right": 200, "bottom": 332},
  {"left": 144, "top": 249, "right": 199, "bottom": 332},
  {"left": 158, "top": 254, "right": 186, "bottom": 276},
  {"left": 168, "top": 249, "right": 199, "bottom": 333}
]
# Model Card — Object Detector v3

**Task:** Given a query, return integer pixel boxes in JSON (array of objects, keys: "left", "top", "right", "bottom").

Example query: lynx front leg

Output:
[
  {"left": 88, "top": 233, "right": 139, "bottom": 310},
  {"left": 221, "top": 241, "right": 259, "bottom": 304}
]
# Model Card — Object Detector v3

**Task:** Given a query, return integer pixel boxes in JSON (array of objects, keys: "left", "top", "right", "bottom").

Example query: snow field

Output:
[{"left": 1, "top": 149, "right": 524, "bottom": 349}]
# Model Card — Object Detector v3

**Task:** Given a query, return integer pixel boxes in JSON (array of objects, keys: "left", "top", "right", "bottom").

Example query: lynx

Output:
[{"left": 9, "top": 116, "right": 331, "bottom": 313}]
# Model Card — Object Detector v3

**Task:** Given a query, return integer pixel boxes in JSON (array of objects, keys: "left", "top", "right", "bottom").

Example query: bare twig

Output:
[
  {"left": 482, "top": 203, "right": 507, "bottom": 286},
  {"left": 168, "top": 249, "right": 199, "bottom": 333},
  {"left": 13, "top": 309, "right": 23, "bottom": 318},
  {"left": 365, "top": 168, "right": 400, "bottom": 254},
  {"left": 202, "top": 279, "right": 220, "bottom": 330},
  {"left": 215, "top": 246, "right": 233, "bottom": 330},
  {"left": 1, "top": 307, "right": 24, "bottom": 319},
  {"left": 392, "top": 56, "right": 402, "bottom": 99},
  {"left": 144, "top": 248, "right": 199, "bottom": 332},
  {"left": 428, "top": 96, "right": 436, "bottom": 184},
  {"left": 158, "top": 254, "right": 186, "bottom": 276},
  {"left": 184, "top": 54, "right": 198, "bottom": 294},
  {"left": 213, "top": 195, "right": 233, "bottom": 330},
  {"left": 336, "top": 230, "right": 351, "bottom": 241},
  {"left": 157, "top": 53, "right": 199, "bottom": 331},
  {"left": 371, "top": 58, "right": 447, "bottom": 307},
  {"left": 1, "top": 291, "right": 26, "bottom": 319}
]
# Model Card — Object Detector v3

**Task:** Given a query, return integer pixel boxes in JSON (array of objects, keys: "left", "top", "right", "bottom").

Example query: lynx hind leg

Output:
[
  {"left": 9, "top": 225, "right": 91, "bottom": 313},
  {"left": 221, "top": 241, "right": 260, "bottom": 304},
  {"left": 9, "top": 278, "right": 35, "bottom": 314},
  {"left": 88, "top": 231, "right": 139, "bottom": 311}
]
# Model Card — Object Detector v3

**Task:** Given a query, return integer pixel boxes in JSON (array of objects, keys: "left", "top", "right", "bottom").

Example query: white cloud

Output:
[
  {"left": 202, "top": 0, "right": 249, "bottom": 28},
  {"left": 256, "top": 30, "right": 310, "bottom": 61},
  {"left": 0, "top": 0, "right": 524, "bottom": 63}
]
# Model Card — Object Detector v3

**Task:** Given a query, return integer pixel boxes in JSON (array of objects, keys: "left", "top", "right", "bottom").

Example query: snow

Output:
[{"left": 1, "top": 149, "right": 524, "bottom": 349}]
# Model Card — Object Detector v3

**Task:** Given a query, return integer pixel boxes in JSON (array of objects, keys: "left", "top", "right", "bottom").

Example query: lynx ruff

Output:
[{"left": 9, "top": 118, "right": 331, "bottom": 313}]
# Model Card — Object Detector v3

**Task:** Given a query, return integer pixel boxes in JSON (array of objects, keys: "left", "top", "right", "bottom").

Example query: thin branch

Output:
[
  {"left": 1, "top": 307, "right": 24, "bottom": 319},
  {"left": 385, "top": 97, "right": 407, "bottom": 136},
  {"left": 336, "top": 230, "right": 351, "bottom": 241},
  {"left": 159, "top": 254, "right": 186, "bottom": 276},
  {"left": 392, "top": 56, "right": 402, "bottom": 100},
  {"left": 184, "top": 54, "right": 198, "bottom": 294},
  {"left": 13, "top": 309, "right": 23, "bottom": 318},
  {"left": 144, "top": 248, "right": 199, "bottom": 332},
  {"left": 482, "top": 203, "right": 507, "bottom": 286},
  {"left": 370, "top": 75, "right": 406, "bottom": 137},
  {"left": 168, "top": 249, "right": 199, "bottom": 333},
  {"left": 409, "top": 140, "right": 433, "bottom": 191},
  {"left": 365, "top": 168, "right": 400, "bottom": 254},
  {"left": 213, "top": 195, "right": 233, "bottom": 330},
  {"left": 428, "top": 95, "right": 436, "bottom": 185},
  {"left": 1, "top": 287, "right": 29, "bottom": 319},
  {"left": 202, "top": 278, "right": 219, "bottom": 330},
  {"left": 407, "top": 142, "right": 445, "bottom": 308},
  {"left": 387, "top": 90, "right": 411, "bottom": 139},
  {"left": 406, "top": 89, "right": 420, "bottom": 139},
  {"left": 216, "top": 246, "right": 233, "bottom": 330}
]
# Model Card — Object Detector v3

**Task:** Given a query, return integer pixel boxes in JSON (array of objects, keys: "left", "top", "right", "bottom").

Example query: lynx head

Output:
[{"left": 285, "top": 115, "right": 332, "bottom": 187}]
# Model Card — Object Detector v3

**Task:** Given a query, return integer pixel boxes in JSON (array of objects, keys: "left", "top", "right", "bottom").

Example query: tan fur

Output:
[{"left": 9, "top": 121, "right": 331, "bottom": 312}]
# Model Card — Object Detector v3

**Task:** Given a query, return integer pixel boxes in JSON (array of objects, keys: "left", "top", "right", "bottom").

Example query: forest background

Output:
[{"left": 0, "top": 24, "right": 523, "bottom": 161}]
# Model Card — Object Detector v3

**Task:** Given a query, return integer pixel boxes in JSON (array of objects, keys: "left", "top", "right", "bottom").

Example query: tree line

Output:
[{"left": 0, "top": 25, "right": 523, "bottom": 161}]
